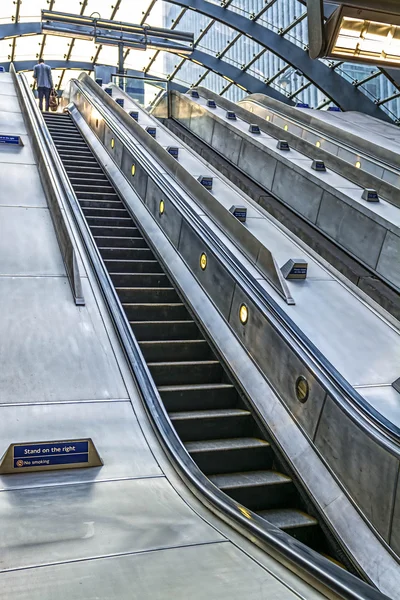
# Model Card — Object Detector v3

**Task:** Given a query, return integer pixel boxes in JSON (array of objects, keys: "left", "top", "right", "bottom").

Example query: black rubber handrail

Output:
[
  {"left": 16, "top": 67, "right": 390, "bottom": 599},
  {"left": 76, "top": 74, "right": 400, "bottom": 454}
]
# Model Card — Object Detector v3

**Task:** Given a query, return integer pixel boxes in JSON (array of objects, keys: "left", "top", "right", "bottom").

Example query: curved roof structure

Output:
[{"left": 0, "top": 0, "right": 399, "bottom": 122}]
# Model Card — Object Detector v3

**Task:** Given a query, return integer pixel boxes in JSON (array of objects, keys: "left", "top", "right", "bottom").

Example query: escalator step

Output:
[
  {"left": 209, "top": 470, "right": 297, "bottom": 511},
  {"left": 73, "top": 184, "right": 116, "bottom": 193},
  {"left": 79, "top": 200, "right": 124, "bottom": 210},
  {"left": 140, "top": 340, "right": 212, "bottom": 362},
  {"left": 110, "top": 273, "right": 170, "bottom": 287},
  {"left": 91, "top": 225, "right": 139, "bottom": 236},
  {"left": 123, "top": 302, "right": 188, "bottom": 321},
  {"left": 130, "top": 320, "right": 200, "bottom": 341},
  {"left": 257, "top": 508, "right": 320, "bottom": 547},
  {"left": 95, "top": 236, "right": 147, "bottom": 249},
  {"left": 116, "top": 287, "right": 179, "bottom": 303},
  {"left": 149, "top": 360, "right": 222, "bottom": 386},
  {"left": 99, "top": 247, "right": 153, "bottom": 260},
  {"left": 159, "top": 383, "right": 237, "bottom": 411},
  {"left": 83, "top": 208, "right": 130, "bottom": 218},
  {"left": 105, "top": 259, "right": 162, "bottom": 273},
  {"left": 67, "top": 170, "right": 106, "bottom": 179},
  {"left": 76, "top": 191, "right": 120, "bottom": 201},
  {"left": 170, "top": 408, "right": 253, "bottom": 441},
  {"left": 186, "top": 437, "right": 273, "bottom": 474},
  {"left": 88, "top": 217, "right": 133, "bottom": 228}
]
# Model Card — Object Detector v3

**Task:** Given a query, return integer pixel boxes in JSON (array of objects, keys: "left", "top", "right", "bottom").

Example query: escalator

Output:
[{"left": 43, "top": 111, "right": 341, "bottom": 564}]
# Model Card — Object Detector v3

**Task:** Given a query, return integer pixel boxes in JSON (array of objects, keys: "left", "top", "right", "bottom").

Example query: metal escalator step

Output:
[
  {"left": 209, "top": 470, "right": 296, "bottom": 511},
  {"left": 58, "top": 149, "right": 93, "bottom": 157},
  {"left": 186, "top": 437, "right": 273, "bottom": 474},
  {"left": 63, "top": 161, "right": 100, "bottom": 169},
  {"left": 55, "top": 143, "right": 88, "bottom": 150},
  {"left": 110, "top": 273, "right": 170, "bottom": 287},
  {"left": 72, "top": 181, "right": 115, "bottom": 195},
  {"left": 94, "top": 236, "right": 147, "bottom": 249},
  {"left": 70, "top": 177, "right": 109, "bottom": 185},
  {"left": 130, "top": 320, "right": 200, "bottom": 341},
  {"left": 140, "top": 339, "right": 212, "bottom": 362},
  {"left": 258, "top": 508, "right": 320, "bottom": 546},
  {"left": 170, "top": 408, "right": 253, "bottom": 441},
  {"left": 77, "top": 191, "right": 120, "bottom": 201},
  {"left": 122, "top": 302, "right": 188, "bottom": 321},
  {"left": 148, "top": 360, "right": 222, "bottom": 386},
  {"left": 67, "top": 170, "right": 105, "bottom": 178},
  {"left": 83, "top": 208, "right": 130, "bottom": 218},
  {"left": 104, "top": 259, "right": 162, "bottom": 273},
  {"left": 79, "top": 200, "right": 124, "bottom": 210},
  {"left": 90, "top": 226, "right": 138, "bottom": 237},
  {"left": 59, "top": 155, "right": 98, "bottom": 163},
  {"left": 158, "top": 383, "right": 237, "bottom": 411},
  {"left": 116, "top": 287, "right": 179, "bottom": 303},
  {"left": 65, "top": 166, "right": 103, "bottom": 174},
  {"left": 98, "top": 247, "right": 153, "bottom": 260},
  {"left": 87, "top": 217, "right": 133, "bottom": 228}
]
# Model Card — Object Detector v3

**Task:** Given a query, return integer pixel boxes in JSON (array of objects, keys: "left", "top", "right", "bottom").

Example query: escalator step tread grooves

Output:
[{"left": 43, "top": 112, "right": 333, "bottom": 560}]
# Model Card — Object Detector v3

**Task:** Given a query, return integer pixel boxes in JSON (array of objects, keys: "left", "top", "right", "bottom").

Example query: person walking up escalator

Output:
[{"left": 33, "top": 58, "right": 53, "bottom": 112}]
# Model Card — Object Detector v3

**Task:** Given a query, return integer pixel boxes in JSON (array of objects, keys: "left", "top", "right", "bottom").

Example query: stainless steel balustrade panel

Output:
[
  {"left": 0, "top": 401, "right": 161, "bottom": 491},
  {"left": 0, "top": 542, "right": 308, "bottom": 600},
  {"left": 0, "top": 277, "right": 128, "bottom": 404},
  {"left": 0, "top": 477, "right": 224, "bottom": 571}
]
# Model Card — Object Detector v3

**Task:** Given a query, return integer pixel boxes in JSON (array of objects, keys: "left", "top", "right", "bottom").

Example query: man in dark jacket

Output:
[{"left": 33, "top": 58, "right": 53, "bottom": 112}]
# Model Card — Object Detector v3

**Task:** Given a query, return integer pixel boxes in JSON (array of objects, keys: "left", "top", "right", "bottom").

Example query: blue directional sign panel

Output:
[
  {"left": 0, "top": 438, "right": 103, "bottom": 474},
  {"left": 13, "top": 441, "right": 89, "bottom": 469},
  {"left": 0, "top": 135, "right": 21, "bottom": 145}
]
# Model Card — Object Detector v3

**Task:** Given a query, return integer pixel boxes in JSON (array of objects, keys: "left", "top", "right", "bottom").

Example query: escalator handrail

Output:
[
  {"left": 75, "top": 74, "right": 400, "bottom": 455},
  {"left": 15, "top": 66, "right": 390, "bottom": 600}
]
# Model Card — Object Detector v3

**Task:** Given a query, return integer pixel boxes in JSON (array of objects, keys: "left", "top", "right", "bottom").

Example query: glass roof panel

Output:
[
  {"left": 0, "top": 0, "right": 397, "bottom": 121},
  {"left": 0, "top": 0, "right": 15, "bottom": 25},
  {"left": 52, "top": 0, "right": 83, "bottom": 15}
]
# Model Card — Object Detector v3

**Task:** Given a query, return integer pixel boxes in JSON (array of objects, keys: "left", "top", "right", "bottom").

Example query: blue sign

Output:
[
  {"left": 0, "top": 135, "right": 20, "bottom": 145},
  {"left": 129, "top": 111, "right": 139, "bottom": 121},
  {"left": 146, "top": 126, "right": 157, "bottom": 138},
  {"left": 116, "top": 98, "right": 125, "bottom": 108},
  {"left": 249, "top": 124, "right": 261, "bottom": 134},
  {"left": 226, "top": 111, "right": 237, "bottom": 120},
  {"left": 207, "top": 99, "right": 217, "bottom": 108},
  {"left": 13, "top": 441, "right": 89, "bottom": 469},
  {"left": 229, "top": 205, "right": 247, "bottom": 223},
  {"left": 105, "top": 87, "right": 113, "bottom": 96},
  {"left": 167, "top": 146, "right": 179, "bottom": 159},
  {"left": 328, "top": 106, "right": 341, "bottom": 112},
  {"left": 190, "top": 90, "right": 199, "bottom": 98},
  {"left": 198, "top": 176, "right": 213, "bottom": 190},
  {"left": 296, "top": 103, "right": 309, "bottom": 108},
  {"left": 0, "top": 67, "right": 5, "bottom": 73}
]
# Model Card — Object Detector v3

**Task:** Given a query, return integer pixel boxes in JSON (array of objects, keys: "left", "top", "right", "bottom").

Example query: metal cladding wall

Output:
[{"left": 71, "top": 78, "right": 400, "bottom": 559}]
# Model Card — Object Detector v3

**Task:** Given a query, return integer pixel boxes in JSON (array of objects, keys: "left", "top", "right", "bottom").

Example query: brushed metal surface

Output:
[
  {"left": 317, "top": 191, "right": 387, "bottom": 270},
  {"left": 0, "top": 477, "right": 223, "bottom": 571},
  {"left": 0, "top": 110, "right": 27, "bottom": 135},
  {"left": 0, "top": 163, "right": 47, "bottom": 207},
  {"left": 0, "top": 207, "right": 65, "bottom": 275},
  {"left": 0, "top": 277, "right": 128, "bottom": 403},
  {"left": 0, "top": 135, "right": 35, "bottom": 165},
  {"left": 228, "top": 285, "right": 327, "bottom": 439},
  {"left": 0, "top": 401, "right": 161, "bottom": 490},
  {"left": 315, "top": 396, "right": 399, "bottom": 542},
  {"left": 0, "top": 542, "right": 304, "bottom": 600}
]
